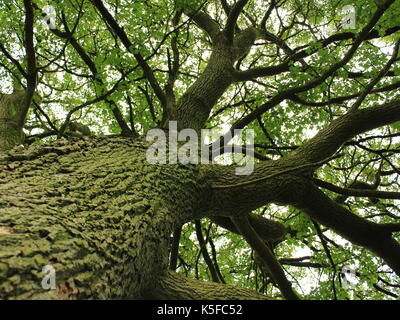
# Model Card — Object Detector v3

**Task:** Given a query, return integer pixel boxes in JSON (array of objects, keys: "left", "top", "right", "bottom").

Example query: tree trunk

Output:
[
  {"left": 0, "top": 136, "right": 210, "bottom": 299},
  {"left": 0, "top": 92, "right": 26, "bottom": 152}
]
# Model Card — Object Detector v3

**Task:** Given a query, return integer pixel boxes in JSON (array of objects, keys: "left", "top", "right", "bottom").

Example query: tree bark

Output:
[
  {"left": 0, "top": 136, "right": 211, "bottom": 299},
  {"left": 0, "top": 92, "right": 27, "bottom": 152},
  {"left": 142, "top": 271, "right": 269, "bottom": 300}
]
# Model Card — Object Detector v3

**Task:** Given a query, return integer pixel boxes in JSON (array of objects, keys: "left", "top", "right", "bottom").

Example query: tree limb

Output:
[
  {"left": 233, "top": 25, "right": 400, "bottom": 82},
  {"left": 293, "top": 180, "right": 400, "bottom": 276},
  {"left": 186, "top": 11, "right": 221, "bottom": 43},
  {"left": 314, "top": 178, "right": 400, "bottom": 200},
  {"left": 20, "top": 0, "right": 37, "bottom": 127},
  {"left": 0, "top": 42, "right": 27, "bottom": 78},
  {"left": 231, "top": 215, "right": 299, "bottom": 300},
  {"left": 91, "top": 0, "right": 167, "bottom": 108},
  {"left": 350, "top": 38, "right": 400, "bottom": 112},
  {"left": 224, "top": 0, "right": 249, "bottom": 43},
  {"left": 143, "top": 270, "right": 270, "bottom": 300},
  {"left": 291, "top": 99, "right": 400, "bottom": 163},
  {"left": 210, "top": 213, "right": 288, "bottom": 242},
  {"left": 194, "top": 220, "right": 221, "bottom": 283},
  {"left": 169, "top": 225, "right": 182, "bottom": 271}
]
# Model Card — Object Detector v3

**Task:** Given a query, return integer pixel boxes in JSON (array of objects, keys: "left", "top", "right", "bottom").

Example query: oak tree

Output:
[{"left": 1, "top": 0, "right": 400, "bottom": 300}]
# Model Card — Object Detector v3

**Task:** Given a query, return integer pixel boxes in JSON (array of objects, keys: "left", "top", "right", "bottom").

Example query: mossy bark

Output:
[
  {"left": 0, "top": 92, "right": 26, "bottom": 152},
  {"left": 0, "top": 136, "right": 209, "bottom": 299},
  {"left": 1, "top": 132, "right": 399, "bottom": 299},
  {"left": 142, "top": 271, "right": 270, "bottom": 300}
]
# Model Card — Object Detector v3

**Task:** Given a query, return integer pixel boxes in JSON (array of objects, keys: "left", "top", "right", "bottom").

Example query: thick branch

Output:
[
  {"left": 231, "top": 216, "right": 299, "bottom": 300},
  {"left": 224, "top": 0, "right": 249, "bottom": 43},
  {"left": 210, "top": 213, "right": 287, "bottom": 242},
  {"left": 292, "top": 180, "right": 400, "bottom": 276},
  {"left": 314, "top": 178, "right": 400, "bottom": 200},
  {"left": 143, "top": 270, "right": 270, "bottom": 300},
  {"left": 186, "top": 11, "right": 221, "bottom": 43},
  {"left": 194, "top": 220, "right": 221, "bottom": 283},
  {"left": 291, "top": 100, "right": 400, "bottom": 163},
  {"left": 169, "top": 226, "right": 182, "bottom": 271},
  {"left": 20, "top": 0, "right": 37, "bottom": 126},
  {"left": 260, "top": 0, "right": 275, "bottom": 29}
]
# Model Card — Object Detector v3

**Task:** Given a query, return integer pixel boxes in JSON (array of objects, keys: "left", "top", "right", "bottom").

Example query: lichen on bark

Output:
[
  {"left": 0, "top": 91, "right": 26, "bottom": 152},
  {"left": 0, "top": 136, "right": 210, "bottom": 299}
]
